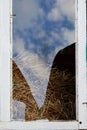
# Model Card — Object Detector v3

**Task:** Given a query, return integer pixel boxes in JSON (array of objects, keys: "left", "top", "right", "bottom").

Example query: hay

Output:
[
  {"left": 12, "top": 43, "right": 76, "bottom": 121},
  {"left": 41, "top": 68, "right": 76, "bottom": 120},
  {"left": 12, "top": 61, "right": 40, "bottom": 121}
]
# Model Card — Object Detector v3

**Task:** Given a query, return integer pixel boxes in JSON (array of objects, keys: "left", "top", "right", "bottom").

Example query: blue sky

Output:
[{"left": 13, "top": 0, "right": 75, "bottom": 108}]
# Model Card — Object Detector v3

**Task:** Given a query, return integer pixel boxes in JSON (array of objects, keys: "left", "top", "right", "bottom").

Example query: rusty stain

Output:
[
  {"left": 82, "top": 102, "right": 87, "bottom": 105},
  {"left": 10, "top": 14, "right": 16, "bottom": 18}
]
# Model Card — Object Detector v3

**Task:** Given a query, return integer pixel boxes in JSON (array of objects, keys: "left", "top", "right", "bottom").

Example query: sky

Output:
[{"left": 13, "top": 0, "right": 76, "bottom": 108}]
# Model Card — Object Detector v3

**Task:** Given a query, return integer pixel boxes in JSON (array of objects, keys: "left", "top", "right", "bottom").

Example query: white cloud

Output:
[
  {"left": 50, "top": 31, "right": 62, "bottom": 41},
  {"left": 16, "top": 52, "right": 49, "bottom": 79},
  {"left": 34, "top": 30, "right": 46, "bottom": 39},
  {"left": 14, "top": 36, "right": 50, "bottom": 108},
  {"left": 13, "top": 0, "right": 44, "bottom": 30},
  {"left": 48, "top": 7, "right": 63, "bottom": 21},
  {"left": 61, "top": 27, "right": 75, "bottom": 45},
  {"left": 57, "top": 0, "right": 75, "bottom": 21},
  {"left": 13, "top": 37, "right": 25, "bottom": 56},
  {"left": 48, "top": 0, "right": 75, "bottom": 22},
  {"left": 14, "top": 37, "right": 49, "bottom": 80}
]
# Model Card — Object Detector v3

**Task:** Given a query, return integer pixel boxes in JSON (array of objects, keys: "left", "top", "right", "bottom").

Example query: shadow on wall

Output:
[{"left": 12, "top": 43, "right": 76, "bottom": 121}]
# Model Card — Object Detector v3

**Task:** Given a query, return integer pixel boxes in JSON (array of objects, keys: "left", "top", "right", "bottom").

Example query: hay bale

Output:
[
  {"left": 41, "top": 43, "right": 76, "bottom": 120},
  {"left": 12, "top": 43, "right": 76, "bottom": 121},
  {"left": 12, "top": 61, "right": 40, "bottom": 121}
]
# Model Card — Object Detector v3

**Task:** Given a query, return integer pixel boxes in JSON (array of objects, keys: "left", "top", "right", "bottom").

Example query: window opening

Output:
[{"left": 11, "top": 0, "right": 76, "bottom": 121}]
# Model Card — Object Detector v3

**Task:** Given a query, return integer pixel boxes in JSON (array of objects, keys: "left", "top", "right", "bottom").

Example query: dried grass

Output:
[
  {"left": 12, "top": 61, "right": 75, "bottom": 121},
  {"left": 41, "top": 68, "right": 76, "bottom": 120}
]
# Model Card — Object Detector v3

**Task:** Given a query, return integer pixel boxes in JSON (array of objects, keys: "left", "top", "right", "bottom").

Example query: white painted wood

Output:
[
  {"left": 0, "top": 0, "right": 10, "bottom": 121},
  {"left": 75, "top": 0, "right": 78, "bottom": 121},
  {"left": 0, "top": 121, "right": 78, "bottom": 130},
  {"left": 77, "top": 0, "right": 87, "bottom": 129}
]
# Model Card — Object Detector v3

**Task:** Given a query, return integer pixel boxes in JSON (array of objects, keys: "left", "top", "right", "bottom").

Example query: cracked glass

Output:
[{"left": 11, "top": 0, "right": 76, "bottom": 121}]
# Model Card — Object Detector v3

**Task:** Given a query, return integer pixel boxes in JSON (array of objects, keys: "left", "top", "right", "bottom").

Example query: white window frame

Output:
[{"left": 0, "top": 0, "right": 87, "bottom": 129}]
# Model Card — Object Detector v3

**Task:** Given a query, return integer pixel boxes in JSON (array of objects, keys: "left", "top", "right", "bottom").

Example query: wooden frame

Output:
[{"left": 0, "top": 0, "right": 87, "bottom": 129}]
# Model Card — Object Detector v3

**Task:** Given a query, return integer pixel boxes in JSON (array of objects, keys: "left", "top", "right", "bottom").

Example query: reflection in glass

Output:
[{"left": 12, "top": 0, "right": 76, "bottom": 121}]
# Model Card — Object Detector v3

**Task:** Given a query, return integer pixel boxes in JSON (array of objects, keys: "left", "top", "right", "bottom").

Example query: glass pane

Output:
[{"left": 11, "top": 0, "right": 76, "bottom": 121}]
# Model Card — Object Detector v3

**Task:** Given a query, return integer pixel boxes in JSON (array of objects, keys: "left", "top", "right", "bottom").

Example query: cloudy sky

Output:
[{"left": 13, "top": 0, "right": 75, "bottom": 108}]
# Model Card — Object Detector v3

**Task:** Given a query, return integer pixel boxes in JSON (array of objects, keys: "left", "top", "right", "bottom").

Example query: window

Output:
[
  {"left": 12, "top": 0, "right": 76, "bottom": 121},
  {"left": 0, "top": 0, "right": 87, "bottom": 129}
]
